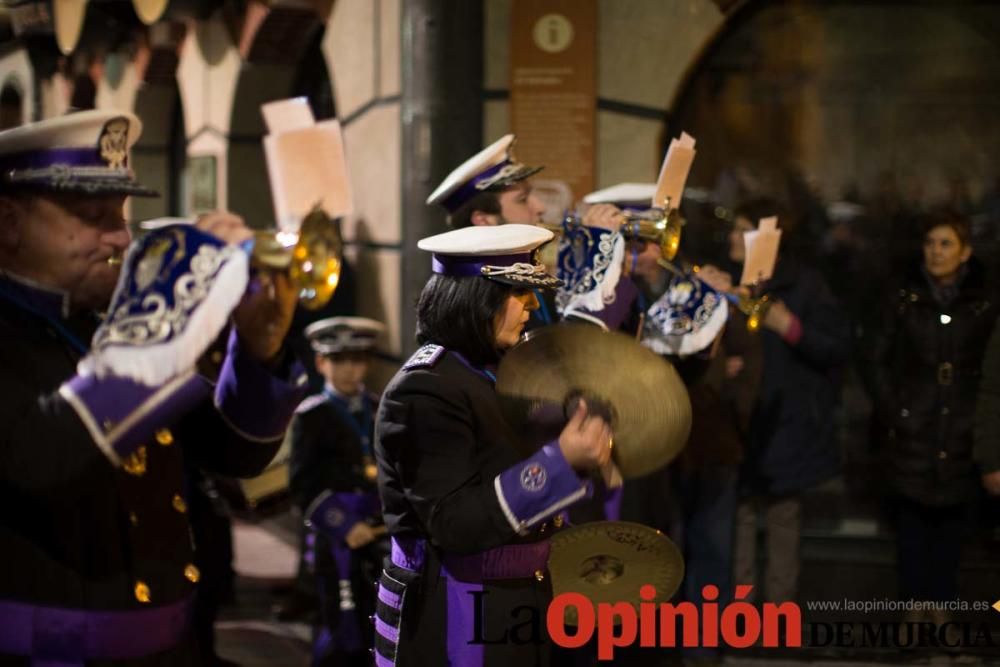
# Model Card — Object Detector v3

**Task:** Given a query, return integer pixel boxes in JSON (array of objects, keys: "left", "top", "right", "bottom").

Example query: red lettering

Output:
[
  {"left": 639, "top": 585, "right": 657, "bottom": 647},
  {"left": 659, "top": 601, "right": 699, "bottom": 647},
  {"left": 762, "top": 602, "right": 802, "bottom": 647},
  {"left": 701, "top": 585, "right": 719, "bottom": 647},
  {"left": 596, "top": 602, "right": 637, "bottom": 661},
  {"left": 547, "top": 593, "right": 595, "bottom": 649}
]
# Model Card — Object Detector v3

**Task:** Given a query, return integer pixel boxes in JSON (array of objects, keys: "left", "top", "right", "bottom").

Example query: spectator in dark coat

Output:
[
  {"left": 870, "top": 213, "right": 997, "bottom": 612},
  {"left": 975, "top": 326, "right": 1000, "bottom": 498},
  {"left": 701, "top": 198, "right": 851, "bottom": 604}
]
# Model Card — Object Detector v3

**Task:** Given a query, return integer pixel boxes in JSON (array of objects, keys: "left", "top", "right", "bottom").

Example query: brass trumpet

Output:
[
  {"left": 737, "top": 291, "right": 770, "bottom": 333},
  {"left": 656, "top": 261, "right": 770, "bottom": 334},
  {"left": 131, "top": 205, "right": 344, "bottom": 311},
  {"left": 543, "top": 200, "right": 684, "bottom": 262},
  {"left": 247, "top": 206, "right": 344, "bottom": 310}
]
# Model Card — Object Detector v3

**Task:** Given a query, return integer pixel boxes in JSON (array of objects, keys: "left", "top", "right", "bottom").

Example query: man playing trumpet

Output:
[{"left": 0, "top": 110, "right": 307, "bottom": 665}]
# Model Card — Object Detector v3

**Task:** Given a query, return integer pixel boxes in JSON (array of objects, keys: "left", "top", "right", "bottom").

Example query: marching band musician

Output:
[
  {"left": 428, "top": 136, "right": 630, "bottom": 330},
  {"left": 370, "top": 224, "right": 613, "bottom": 666},
  {"left": 291, "top": 316, "right": 388, "bottom": 667},
  {"left": 698, "top": 198, "right": 850, "bottom": 606},
  {"left": 426, "top": 135, "right": 547, "bottom": 230},
  {"left": 0, "top": 110, "right": 307, "bottom": 665}
]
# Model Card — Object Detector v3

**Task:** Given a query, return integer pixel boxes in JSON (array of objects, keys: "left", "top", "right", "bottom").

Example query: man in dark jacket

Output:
[{"left": 0, "top": 110, "right": 306, "bottom": 665}]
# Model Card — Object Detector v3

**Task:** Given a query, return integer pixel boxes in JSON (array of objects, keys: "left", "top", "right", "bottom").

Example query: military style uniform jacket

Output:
[
  {"left": 289, "top": 388, "right": 384, "bottom": 662},
  {"left": 371, "top": 344, "right": 592, "bottom": 667},
  {"left": 289, "top": 388, "right": 381, "bottom": 512},
  {"left": 0, "top": 276, "right": 306, "bottom": 666}
]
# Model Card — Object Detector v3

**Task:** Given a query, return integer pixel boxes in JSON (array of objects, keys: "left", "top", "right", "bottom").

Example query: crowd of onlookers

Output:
[{"left": 654, "top": 168, "right": 1000, "bottom": 662}]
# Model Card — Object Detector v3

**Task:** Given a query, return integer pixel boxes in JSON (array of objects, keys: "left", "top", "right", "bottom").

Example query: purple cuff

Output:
[
  {"left": 566, "top": 276, "right": 639, "bottom": 331},
  {"left": 306, "top": 490, "right": 378, "bottom": 542},
  {"left": 494, "top": 442, "right": 590, "bottom": 534},
  {"left": 214, "top": 329, "right": 309, "bottom": 442},
  {"left": 59, "top": 371, "right": 209, "bottom": 465}
]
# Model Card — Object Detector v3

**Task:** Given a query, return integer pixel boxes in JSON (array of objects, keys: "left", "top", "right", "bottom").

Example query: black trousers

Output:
[{"left": 895, "top": 497, "right": 967, "bottom": 602}]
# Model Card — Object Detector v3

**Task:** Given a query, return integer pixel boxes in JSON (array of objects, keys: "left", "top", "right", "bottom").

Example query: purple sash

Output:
[{"left": 0, "top": 596, "right": 192, "bottom": 667}]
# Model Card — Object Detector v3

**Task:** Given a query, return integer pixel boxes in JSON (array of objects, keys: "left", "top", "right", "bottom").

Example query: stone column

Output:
[{"left": 399, "top": 0, "right": 483, "bottom": 357}]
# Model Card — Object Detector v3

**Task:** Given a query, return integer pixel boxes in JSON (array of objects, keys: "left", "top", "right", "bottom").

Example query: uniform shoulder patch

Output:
[
  {"left": 295, "top": 393, "right": 328, "bottom": 414},
  {"left": 403, "top": 344, "right": 445, "bottom": 371}
]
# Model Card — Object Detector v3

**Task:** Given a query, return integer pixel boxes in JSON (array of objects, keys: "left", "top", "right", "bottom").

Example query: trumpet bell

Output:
[
  {"left": 250, "top": 207, "right": 344, "bottom": 310},
  {"left": 289, "top": 208, "right": 343, "bottom": 310},
  {"left": 660, "top": 212, "right": 683, "bottom": 261}
]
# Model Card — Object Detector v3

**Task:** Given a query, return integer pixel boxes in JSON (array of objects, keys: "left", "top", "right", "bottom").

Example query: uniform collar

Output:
[
  {"left": 325, "top": 382, "right": 366, "bottom": 411},
  {"left": 0, "top": 271, "right": 72, "bottom": 319}
]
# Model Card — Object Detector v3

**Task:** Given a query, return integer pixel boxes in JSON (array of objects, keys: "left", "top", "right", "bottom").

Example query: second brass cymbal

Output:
[
  {"left": 548, "top": 521, "right": 684, "bottom": 625},
  {"left": 497, "top": 324, "right": 691, "bottom": 479}
]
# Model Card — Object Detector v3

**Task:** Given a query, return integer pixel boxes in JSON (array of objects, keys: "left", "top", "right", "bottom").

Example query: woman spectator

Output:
[{"left": 870, "top": 212, "right": 997, "bottom": 618}]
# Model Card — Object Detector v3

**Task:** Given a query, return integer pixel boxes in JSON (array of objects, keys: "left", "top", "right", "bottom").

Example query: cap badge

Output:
[
  {"left": 99, "top": 117, "right": 130, "bottom": 169},
  {"left": 476, "top": 162, "right": 524, "bottom": 191}
]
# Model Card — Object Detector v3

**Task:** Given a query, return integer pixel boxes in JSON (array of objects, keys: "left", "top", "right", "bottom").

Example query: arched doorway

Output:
[
  {"left": 0, "top": 79, "right": 24, "bottom": 128},
  {"left": 672, "top": 2, "right": 1000, "bottom": 273}
]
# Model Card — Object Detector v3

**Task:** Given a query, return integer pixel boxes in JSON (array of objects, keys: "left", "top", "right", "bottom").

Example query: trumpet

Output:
[
  {"left": 542, "top": 200, "right": 685, "bottom": 262},
  {"left": 246, "top": 206, "right": 344, "bottom": 310},
  {"left": 133, "top": 205, "right": 344, "bottom": 311},
  {"left": 736, "top": 291, "right": 770, "bottom": 333},
  {"left": 657, "top": 260, "right": 770, "bottom": 334}
]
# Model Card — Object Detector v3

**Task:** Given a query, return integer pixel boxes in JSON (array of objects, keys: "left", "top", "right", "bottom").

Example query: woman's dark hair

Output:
[
  {"left": 416, "top": 274, "right": 513, "bottom": 365},
  {"left": 921, "top": 210, "right": 972, "bottom": 247},
  {"left": 733, "top": 197, "right": 788, "bottom": 229},
  {"left": 446, "top": 191, "right": 502, "bottom": 229}
]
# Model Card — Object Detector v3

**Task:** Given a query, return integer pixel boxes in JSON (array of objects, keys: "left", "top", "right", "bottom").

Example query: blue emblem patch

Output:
[
  {"left": 520, "top": 463, "right": 547, "bottom": 492},
  {"left": 325, "top": 507, "right": 345, "bottom": 528}
]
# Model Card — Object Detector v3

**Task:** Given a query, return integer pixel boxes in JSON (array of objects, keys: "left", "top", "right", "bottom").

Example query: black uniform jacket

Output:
[
  {"left": 288, "top": 390, "right": 380, "bottom": 512},
  {"left": 374, "top": 345, "right": 591, "bottom": 667},
  {"left": 0, "top": 285, "right": 289, "bottom": 666}
]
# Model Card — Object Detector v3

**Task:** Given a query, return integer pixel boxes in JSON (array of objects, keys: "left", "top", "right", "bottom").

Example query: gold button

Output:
[
  {"left": 211, "top": 351, "right": 223, "bottom": 364},
  {"left": 939, "top": 451, "right": 948, "bottom": 460},
  {"left": 129, "top": 512, "right": 139, "bottom": 526},
  {"left": 534, "top": 569, "right": 545, "bottom": 582},
  {"left": 134, "top": 581, "right": 151, "bottom": 603},
  {"left": 155, "top": 429, "right": 174, "bottom": 446},
  {"left": 553, "top": 515, "right": 564, "bottom": 528},
  {"left": 121, "top": 447, "right": 148, "bottom": 477},
  {"left": 184, "top": 564, "right": 200, "bottom": 583},
  {"left": 172, "top": 494, "right": 187, "bottom": 514}
]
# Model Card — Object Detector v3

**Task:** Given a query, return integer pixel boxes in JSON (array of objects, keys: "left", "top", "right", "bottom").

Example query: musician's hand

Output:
[
  {"left": 762, "top": 299, "right": 795, "bottom": 337},
  {"left": 697, "top": 264, "right": 734, "bottom": 293},
  {"left": 558, "top": 399, "right": 614, "bottom": 471},
  {"left": 983, "top": 470, "right": 1000, "bottom": 496},
  {"left": 194, "top": 210, "right": 254, "bottom": 245},
  {"left": 725, "top": 355, "right": 745, "bottom": 379},
  {"left": 581, "top": 204, "right": 624, "bottom": 232},
  {"left": 345, "top": 522, "right": 377, "bottom": 549},
  {"left": 232, "top": 270, "right": 298, "bottom": 365}
]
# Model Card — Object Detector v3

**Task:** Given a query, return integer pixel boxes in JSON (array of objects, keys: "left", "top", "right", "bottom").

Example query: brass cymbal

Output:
[
  {"left": 496, "top": 324, "right": 691, "bottom": 478},
  {"left": 548, "top": 521, "right": 684, "bottom": 625}
]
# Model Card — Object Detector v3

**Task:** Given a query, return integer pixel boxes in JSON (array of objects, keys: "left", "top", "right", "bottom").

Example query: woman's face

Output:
[
  {"left": 493, "top": 289, "right": 540, "bottom": 349},
  {"left": 923, "top": 224, "right": 971, "bottom": 283},
  {"left": 728, "top": 215, "right": 756, "bottom": 263}
]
